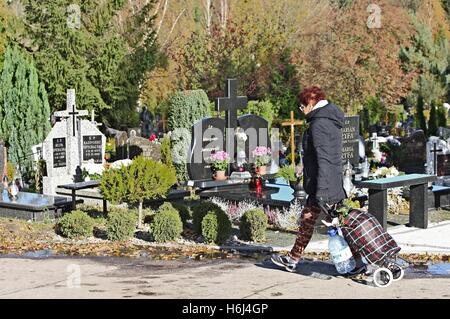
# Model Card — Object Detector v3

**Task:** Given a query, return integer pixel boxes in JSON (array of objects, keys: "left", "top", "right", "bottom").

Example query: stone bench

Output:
[
  {"left": 354, "top": 174, "right": 436, "bottom": 230},
  {"left": 431, "top": 185, "right": 450, "bottom": 209}
]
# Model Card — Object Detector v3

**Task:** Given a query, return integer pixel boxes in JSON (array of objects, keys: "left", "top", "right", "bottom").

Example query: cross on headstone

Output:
[
  {"left": 216, "top": 79, "right": 248, "bottom": 129},
  {"left": 54, "top": 89, "right": 89, "bottom": 137},
  {"left": 215, "top": 79, "right": 248, "bottom": 161},
  {"left": 430, "top": 142, "right": 443, "bottom": 175},
  {"left": 370, "top": 133, "right": 380, "bottom": 152},
  {"left": 281, "top": 111, "right": 303, "bottom": 165}
]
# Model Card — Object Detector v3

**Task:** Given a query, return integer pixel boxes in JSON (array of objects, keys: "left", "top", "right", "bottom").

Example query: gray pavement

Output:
[{"left": 0, "top": 256, "right": 448, "bottom": 299}]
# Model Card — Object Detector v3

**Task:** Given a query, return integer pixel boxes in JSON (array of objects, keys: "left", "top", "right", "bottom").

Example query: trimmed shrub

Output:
[
  {"left": 172, "top": 203, "right": 192, "bottom": 227},
  {"left": 239, "top": 209, "right": 268, "bottom": 242},
  {"left": 106, "top": 209, "right": 137, "bottom": 241},
  {"left": 201, "top": 210, "right": 232, "bottom": 244},
  {"left": 167, "top": 90, "right": 210, "bottom": 182},
  {"left": 192, "top": 201, "right": 224, "bottom": 234},
  {"left": 56, "top": 211, "right": 94, "bottom": 239},
  {"left": 150, "top": 204, "right": 183, "bottom": 243},
  {"left": 100, "top": 156, "right": 177, "bottom": 229}
]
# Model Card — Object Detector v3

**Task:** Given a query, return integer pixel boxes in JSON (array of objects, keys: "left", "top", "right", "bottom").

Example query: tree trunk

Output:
[{"left": 138, "top": 200, "right": 143, "bottom": 229}]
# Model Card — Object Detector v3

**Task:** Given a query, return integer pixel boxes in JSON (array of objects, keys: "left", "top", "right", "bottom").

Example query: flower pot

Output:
[
  {"left": 255, "top": 166, "right": 267, "bottom": 175},
  {"left": 213, "top": 170, "right": 227, "bottom": 181}
]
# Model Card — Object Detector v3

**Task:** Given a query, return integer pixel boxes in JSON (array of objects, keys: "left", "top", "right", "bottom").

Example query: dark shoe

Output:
[
  {"left": 270, "top": 254, "right": 298, "bottom": 272},
  {"left": 344, "top": 265, "right": 368, "bottom": 278}
]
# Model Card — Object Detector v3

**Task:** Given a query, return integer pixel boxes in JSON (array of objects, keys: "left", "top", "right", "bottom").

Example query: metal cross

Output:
[
  {"left": 69, "top": 103, "right": 80, "bottom": 137},
  {"left": 430, "top": 142, "right": 443, "bottom": 175}
]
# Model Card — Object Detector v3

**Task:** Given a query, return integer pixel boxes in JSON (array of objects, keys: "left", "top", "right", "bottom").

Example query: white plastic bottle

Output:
[{"left": 328, "top": 227, "right": 356, "bottom": 274}]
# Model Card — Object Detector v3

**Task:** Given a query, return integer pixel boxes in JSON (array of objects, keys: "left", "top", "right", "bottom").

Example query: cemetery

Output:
[{"left": 0, "top": 0, "right": 449, "bottom": 299}]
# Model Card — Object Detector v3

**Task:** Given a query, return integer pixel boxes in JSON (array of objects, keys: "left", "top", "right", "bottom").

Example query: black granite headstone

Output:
[
  {"left": 342, "top": 116, "right": 360, "bottom": 167},
  {"left": 394, "top": 130, "right": 426, "bottom": 174},
  {"left": 188, "top": 117, "right": 226, "bottom": 180},
  {"left": 437, "top": 154, "right": 450, "bottom": 176},
  {"left": 53, "top": 137, "right": 66, "bottom": 168},
  {"left": 82, "top": 135, "right": 103, "bottom": 163},
  {"left": 237, "top": 114, "right": 270, "bottom": 165}
]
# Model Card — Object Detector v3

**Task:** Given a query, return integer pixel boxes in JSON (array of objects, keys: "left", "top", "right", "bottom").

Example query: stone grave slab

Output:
[{"left": 188, "top": 117, "right": 225, "bottom": 181}]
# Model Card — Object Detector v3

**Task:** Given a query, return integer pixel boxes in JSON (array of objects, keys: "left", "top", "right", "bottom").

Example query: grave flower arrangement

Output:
[
  {"left": 210, "top": 151, "right": 230, "bottom": 180},
  {"left": 252, "top": 146, "right": 271, "bottom": 167},
  {"left": 276, "top": 165, "right": 303, "bottom": 184}
]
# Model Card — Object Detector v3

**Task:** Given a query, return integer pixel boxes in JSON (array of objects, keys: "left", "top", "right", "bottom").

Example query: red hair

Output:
[{"left": 299, "top": 86, "right": 326, "bottom": 105}]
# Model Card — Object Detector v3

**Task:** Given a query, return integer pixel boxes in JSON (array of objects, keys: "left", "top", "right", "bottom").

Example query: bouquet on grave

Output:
[
  {"left": 209, "top": 151, "right": 230, "bottom": 172},
  {"left": 252, "top": 146, "right": 272, "bottom": 168}
]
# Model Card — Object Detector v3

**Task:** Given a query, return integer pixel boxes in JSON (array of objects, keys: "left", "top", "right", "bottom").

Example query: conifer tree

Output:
[
  {"left": 437, "top": 104, "right": 448, "bottom": 128},
  {"left": 428, "top": 102, "right": 438, "bottom": 137},
  {"left": 0, "top": 45, "right": 51, "bottom": 178},
  {"left": 415, "top": 95, "right": 427, "bottom": 136}
]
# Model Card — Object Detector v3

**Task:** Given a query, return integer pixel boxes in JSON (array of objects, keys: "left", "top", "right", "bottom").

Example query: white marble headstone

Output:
[{"left": 42, "top": 89, "right": 106, "bottom": 195}]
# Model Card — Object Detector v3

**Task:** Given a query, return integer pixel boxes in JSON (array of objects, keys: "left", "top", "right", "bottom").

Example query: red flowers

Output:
[{"left": 149, "top": 134, "right": 157, "bottom": 142}]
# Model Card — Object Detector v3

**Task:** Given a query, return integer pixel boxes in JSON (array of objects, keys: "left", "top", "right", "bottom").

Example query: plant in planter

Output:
[
  {"left": 252, "top": 146, "right": 271, "bottom": 175},
  {"left": 276, "top": 165, "right": 305, "bottom": 200},
  {"left": 210, "top": 151, "right": 230, "bottom": 180}
]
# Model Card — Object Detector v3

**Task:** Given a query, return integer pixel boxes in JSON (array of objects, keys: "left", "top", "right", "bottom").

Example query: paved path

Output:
[{"left": 0, "top": 257, "right": 448, "bottom": 299}]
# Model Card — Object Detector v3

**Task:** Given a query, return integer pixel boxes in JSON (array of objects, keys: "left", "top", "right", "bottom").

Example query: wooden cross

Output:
[{"left": 281, "top": 111, "right": 303, "bottom": 165}]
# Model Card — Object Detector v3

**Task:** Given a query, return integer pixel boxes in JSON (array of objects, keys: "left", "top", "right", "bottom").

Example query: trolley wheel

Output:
[
  {"left": 373, "top": 268, "right": 393, "bottom": 288},
  {"left": 389, "top": 264, "right": 405, "bottom": 282}
]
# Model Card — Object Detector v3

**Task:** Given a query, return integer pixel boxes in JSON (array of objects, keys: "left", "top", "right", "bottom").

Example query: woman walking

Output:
[{"left": 271, "top": 86, "right": 349, "bottom": 272}]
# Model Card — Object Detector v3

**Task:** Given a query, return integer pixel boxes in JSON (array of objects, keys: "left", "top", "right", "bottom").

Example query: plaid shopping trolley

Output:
[{"left": 340, "top": 209, "right": 401, "bottom": 266}]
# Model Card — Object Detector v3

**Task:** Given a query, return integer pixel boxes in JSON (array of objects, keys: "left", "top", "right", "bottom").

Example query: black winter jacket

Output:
[{"left": 302, "top": 103, "right": 346, "bottom": 204}]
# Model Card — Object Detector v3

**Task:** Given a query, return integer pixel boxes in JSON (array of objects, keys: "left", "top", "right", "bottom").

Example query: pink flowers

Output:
[
  {"left": 252, "top": 146, "right": 271, "bottom": 157},
  {"left": 252, "top": 146, "right": 272, "bottom": 167},
  {"left": 210, "top": 151, "right": 230, "bottom": 162},
  {"left": 210, "top": 151, "right": 230, "bottom": 171},
  {"left": 149, "top": 134, "right": 157, "bottom": 142}
]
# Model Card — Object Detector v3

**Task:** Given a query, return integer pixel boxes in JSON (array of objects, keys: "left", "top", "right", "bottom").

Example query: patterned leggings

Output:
[{"left": 289, "top": 204, "right": 323, "bottom": 261}]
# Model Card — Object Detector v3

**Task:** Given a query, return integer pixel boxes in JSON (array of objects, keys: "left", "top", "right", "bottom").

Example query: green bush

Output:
[
  {"left": 239, "top": 209, "right": 268, "bottom": 242},
  {"left": 106, "top": 209, "right": 137, "bottom": 241},
  {"left": 150, "top": 204, "right": 183, "bottom": 243},
  {"left": 100, "top": 156, "right": 177, "bottom": 229},
  {"left": 240, "top": 100, "right": 275, "bottom": 129},
  {"left": 201, "top": 210, "right": 232, "bottom": 244},
  {"left": 160, "top": 135, "right": 174, "bottom": 169},
  {"left": 167, "top": 90, "right": 210, "bottom": 182},
  {"left": 56, "top": 211, "right": 94, "bottom": 239},
  {"left": 172, "top": 203, "right": 192, "bottom": 227},
  {"left": 192, "top": 201, "right": 224, "bottom": 234}
]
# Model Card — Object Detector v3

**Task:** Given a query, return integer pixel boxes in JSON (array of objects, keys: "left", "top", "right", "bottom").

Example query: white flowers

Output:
[{"left": 373, "top": 166, "right": 400, "bottom": 178}]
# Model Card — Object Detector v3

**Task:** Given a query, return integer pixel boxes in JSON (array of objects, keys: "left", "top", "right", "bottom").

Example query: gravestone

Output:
[
  {"left": 437, "top": 154, "right": 450, "bottom": 176},
  {"left": 342, "top": 116, "right": 360, "bottom": 167},
  {"left": 42, "top": 89, "right": 106, "bottom": 195},
  {"left": 394, "top": 130, "right": 427, "bottom": 174},
  {"left": 188, "top": 117, "right": 226, "bottom": 180},
  {"left": 238, "top": 114, "right": 270, "bottom": 165},
  {"left": 438, "top": 127, "right": 450, "bottom": 140},
  {"left": 187, "top": 79, "right": 271, "bottom": 180},
  {"left": 114, "top": 131, "right": 129, "bottom": 160},
  {"left": 426, "top": 137, "right": 448, "bottom": 174},
  {"left": 128, "top": 136, "right": 161, "bottom": 161}
]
